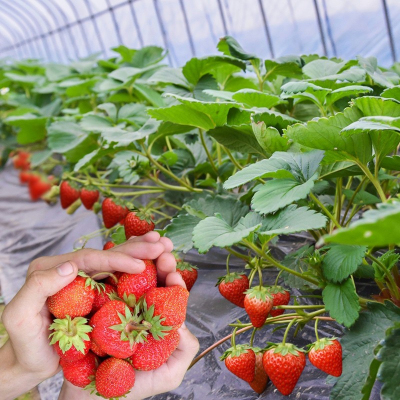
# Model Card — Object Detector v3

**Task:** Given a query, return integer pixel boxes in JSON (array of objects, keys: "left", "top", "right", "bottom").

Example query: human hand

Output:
[
  {"left": 59, "top": 271, "right": 199, "bottom": 400},
  {"left": 0, "top": 232, "right": 176, "bottom": 399}
]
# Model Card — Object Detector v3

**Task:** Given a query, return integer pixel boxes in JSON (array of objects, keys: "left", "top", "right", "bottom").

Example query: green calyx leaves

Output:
[
  {"left": 176, "top": 261, "right": 198, "bottom": 272},
  {"left": 49, "top": 316, "right": 92, "bottom": 353},
  {"left": 244, "top": 286, "right": 272, "bottom": 301},
  {"left": 78, "top": 270, "right": 106, "bottom": 294},
  {"left": 141, "top": 299, "right": 173, "bottom": 341},
  {"left": 268, "top": 342, "right": 305, "bottom": 357},
  {"left": 220, "top": 344, "right": 253, "bottom": 361},
  {"left": 308, "top": 337, "right": 338, "bottom": 352},
  {"left": 216, "top": 272, "right": 246, "bottom": 286}
]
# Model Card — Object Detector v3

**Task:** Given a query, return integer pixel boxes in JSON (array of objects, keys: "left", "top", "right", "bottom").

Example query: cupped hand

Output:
[{"left": 1, "top": 232, "right": 176, "bottom": 387}]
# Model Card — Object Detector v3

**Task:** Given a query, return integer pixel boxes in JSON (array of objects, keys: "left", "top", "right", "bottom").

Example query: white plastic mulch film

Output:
[{"left": 0, "top": 0, "right": 399, "bottom": 66}]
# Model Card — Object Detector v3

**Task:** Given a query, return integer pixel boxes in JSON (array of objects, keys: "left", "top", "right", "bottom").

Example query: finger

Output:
[
  {"left": 123, "top": 231, "right": 160, "bottom": 244},
  {"left": 5, "top": 261, "right": 78, "bottom": 323},
  {"left": 112, "top": 240, "right": 166, "bottom": 261},
  {"left": 165, "top": 271, "right": 186, "bottom": 289},
  {"left": 165, "top": 323, "right": 199, "bottom": 372},
  {"left": 28, "top": 249, "right": 146, "bottom": 277},
  {"left": 159, "top": 237, "right": 174, "bottom": 253},
  {"left": 156, "top": 253, "right": 177, "bottom": 286}
]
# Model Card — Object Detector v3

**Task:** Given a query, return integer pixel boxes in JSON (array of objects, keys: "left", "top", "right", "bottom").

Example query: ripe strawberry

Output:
[
  {"left": 103, "top": 241, "right": 115, "bottom": 250},
  {"left": 60, "top": 351, "right": 97, "bottom": 388},
  {"left": 221, "top": 345, "right": 255, "bottom": 383},
  {"left": 49, "top": 316, "right": 92, "bottom": 362},
  {"left": 105, "top": 271, "right": 122, "bottom": 288},
  {"left": 29, "top": 176, "right": 52, "bottom": 201},
  {"left": 244, "top": 287, "right": 273, "bottom": 328},
  {"left": 95, "top": 358, "right": 135, "bottom": 399},
  {"left": 13, "top": 151, "right": 30, "bottom": 170},
  {"left": 144, "top": 286, "right": 189, "bottom": 332},
  {"left": 102, "top": 198, "right": 129, "bottom": 229},
  {"left": 249, "top": 349, "right": 268, "bottom": 394},
  {"left": 19, "top": 170, "right": 31, "bottom": 184},
  {"left": 117, "top": 260, "right": 157, "bottom": 300},
  {"left": 270, "top": 287, "right": 290, "bottom": 317},
  {"left": 124, "top": 211, "right": 155, "bottom": 239},
  {"left": 263, "top": 343, "right": 306, "bottom": 395},
  {"left": 176, "top": 261, "right": 198, "bottom": 291},
  {"left": 60, "top": 181, "right": 80, "bottom": 209},
  {"left": 308, "top": 338, "right": 342, "bottom": 377},
  {"left": 130, "top": 330, "right": 180, "bottom": 371},
  {"left": 90, "top": 300, "right": 140, "bottom": 359},
  {"left": 92, "top": 283, "right": 116, "bottom": 313},
  {"left": 47, "top": 272, "right": 98, "bottom": 319},
  {"left": 217, "top": 273, "right": 249, "bottom": 308},
  {"left": 80, "top": 187, "right": 99, "bottom": 210},
  {"left": 90, "top": 339, "right": 107, "bottom": 358}
]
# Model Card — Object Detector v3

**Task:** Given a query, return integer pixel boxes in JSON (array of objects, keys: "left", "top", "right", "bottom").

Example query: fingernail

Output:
[{"left": 57, "top": 262, "right": 74, "bottom": 276}]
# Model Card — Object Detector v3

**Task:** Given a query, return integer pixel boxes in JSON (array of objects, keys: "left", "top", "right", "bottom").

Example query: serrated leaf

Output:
[
  {"left": 48, "top": 121, "right": 88, "bottom": 153},
  {"left": 111, "top": 226, "right": 127, "bottom": 245},
  {"left": 252, "top": 122, "right": 289, "bottom": 157},
  {"left": 133, "top": 83, "right": 165, "bottom": 107},
  {"left": 322, "top": 279, "right": 360, "bottom": 327},
  {"left": 147, "top": 67, "right": 190, "bottom": 88},
  {"left": 331, "top": 302, "right": 400, "bottom": 400},
  {"left": 302, "top": 59, "right": 347, "bottom": 79},
  {"left": 264, "top": 56, "right": 304, "bottom": 80},
  {"left": 252, "top": 109, "right": 300, "bottom": 130},
  {"left": 352, "top": 96, "right": 400, "bottom": 117},
  {"left": 5, "top": 114, "right": 48, "bottom": 145},
  {"left": 80, "top": 115, "right": 113, "bottom": 132},
  {"left": 164, "top": 214, "right": 200, "bottom": 252},
  {"left": 343, "top": 189, "right": 381, "bottom": 205},
  {"left": 326, "top": 85, "right": 373, "bottom": 106},
  {"left": 232, "top": 89, "right": 285, "bottom": 108},
  {"left": 324, "top": 203, "right": 400, "bottom": 246},
  {"left": 192, "top": 213, "right": 261, "bottom": 253},
  {"left": 31, "top": 149, "right": 52, "bottom": 167},
  {"left": 217, "top": 36, "right": 257, "bottom": 60},
  {"left": 322, "top": 244, "right": 367, "bottom": 283}
]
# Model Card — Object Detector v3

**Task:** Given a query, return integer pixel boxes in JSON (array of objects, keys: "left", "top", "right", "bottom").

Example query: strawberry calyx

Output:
[
  {"left": 176, "top": 261, "right": 198, "bottom": 272},
  {"left": 134, "top": 210, "right": 154, "bottom": 225},
  {"left": 269, "top": 285, "right": 289, "bottom": 295},
  {"left": 251, "top": 346, "right": 264, "bottom": 355},
  {"left": 220, "top": 344, "right": 253, "bottom": 361},
  {"left": 78, "top": 271, "right": 106, "bottom": 293},
  {"left": 64, "top": 180, "right": 80, "bottom": 191},
  {"left": 244, "top": 286, "right": 272, "bottom": 301},
  {"left": 141, "top": 299, "right": 173, "bottom": 341},
  {"left": 109, "top": 304, "right": 150, "bottom": 347},
  {"left": 216, "top": 272, "right": 246, "bottom": 286},
  {"left": 266, "top": 342, "right": 305, "bottom": 357},
  {"left": 307, "top": 337, "right": 338, "bottom": 352},
  {"left": 49, "top": 316, "right": 92, "bottom": 354}
]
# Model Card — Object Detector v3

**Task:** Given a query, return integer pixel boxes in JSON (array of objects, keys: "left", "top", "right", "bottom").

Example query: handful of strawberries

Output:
[{"left": 47, "top": 266, "right": 189, "bottom": 399}]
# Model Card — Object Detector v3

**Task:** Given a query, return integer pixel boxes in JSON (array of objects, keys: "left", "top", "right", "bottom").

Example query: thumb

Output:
[{"left": 7, "top": 261, "right": 78, "bottom": 319}]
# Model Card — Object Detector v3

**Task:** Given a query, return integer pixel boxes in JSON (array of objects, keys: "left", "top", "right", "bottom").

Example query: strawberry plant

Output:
[{"left": 2, "top": 36, "right": 400, "bottom": 398}]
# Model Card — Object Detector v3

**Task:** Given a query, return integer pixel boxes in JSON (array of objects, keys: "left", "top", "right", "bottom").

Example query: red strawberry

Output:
[
  {"left": 105, "top": 271, "right": 122, "bottom": 288},
  {"left": 102, "top": 198, "right": 129, "bottom": 229},
  {"left": 244, "top": 287, "right": 273, "bottom": 328},
  {"left": 60, "top": 181, "right": 80, "bottom": 209},
  {"left": 176, "top": 262, "right": 198, "bottom": 291},
  {"left": 103, "top": 241, "right": 115, "bottom": 250},
  {"left": 130, "top": 330, "right": 180, "bottom": 371},
  {"left": 144, "top": 286, "right": 189, "bottom": 332},
  {"left": 95, "top": 358, "right": 135, "bottom": 399},
  {"left": 46, "top": 272, "right": 98, "bottom": 318},
  {"left": 13, "top": 152, "right": 30, "bottom": 170},
  {"left": 19, "top": 170, "right": 31, "bottom": 184},
  {"left": 249, "top": 349, "right": 268, "bottom": 394},
  {"left": 117, "top": 260, "right": 157, "bottom": 300},
  {"left": 29, "top": 177, "right": 52, "bottom": 201},
  {"left": 308, "top": 338, "right": 342, "bottom": 377},
  {"left": 90, "top": 339, "right": 107, "bottom": 358},
  {"left": 49, "top": 316, "right": 92, "bottom": 362},
  {"left": 221, "top": 345, "right": 255, "bottom": 383},
  {"left": 217, "top": 273, "right": 249, "bottom": 308},
  {"left": 90, "top": 300, "right": 139, "bottom": 359},
  {"left": 80, "top": 187, "right": 99, "bottom": 210},
  {"left": 124, "top": 211, "right": 155, "bottom": 239},
  {"left": 270, "top": 287, "right": 290, "bottom": 317},
  {"left": 60, "top": 351, "right": 97, "bottom": 388},
  {"left": 262, "top": 343, "right": 306, "bottom": 395},
  {"left": 92, "top": 283, "right": 116, "bottom": 313}
]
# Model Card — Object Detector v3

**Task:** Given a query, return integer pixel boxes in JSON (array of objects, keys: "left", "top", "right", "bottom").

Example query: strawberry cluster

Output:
[
  {"left": 217, "top": 272, "right": 342, "bottom": 395},
  {"left": 47, "top": 268, "right": 189, "bottom": 399}
]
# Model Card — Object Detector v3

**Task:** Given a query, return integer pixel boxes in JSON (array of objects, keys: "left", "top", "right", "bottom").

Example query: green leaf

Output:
[
  {"left": 323, "top": 202, "right": 400, "bottom": 246},
  {"left": 182, "top": 55, "right": 246, "bottom": 86},
  {"left": 217, "top": 36, "right": 257, "bottom": 60},
  {"left": 358, "top": 56, "right": 395, "bottom": 88},
  {"left": 259, "top": 205, "right": 327, "bottom": 235},
  {"left": 377, "top": 325, "right": 400, "bottom": 399},
  {"left": 109, "top": 66, "right": 159, "bottom": 83},
  {"left": 232, "top": 89, "right": 285, "bottom": 108},
  {"left": 381, "top": 155, "right": 400, "bottom": 170},
  {"left": 80, "top": 115, "right": 113, "bottom": 132},
  {"left": 322, "top": 244, "right": 367, "bottom": 283},
  {"left": 112, "top": 45, "right": 136, "bottom": 63},
  {"left": 208, "top": 124, "right": 266, "bottom": 155},
  {"left": 164, "top": 214, "right": 200, "bottom": 252},
  {"left": 192, "top": 213, "right": 261, "bottom": 253},
  {"left": 343, "top": 189, "right": 381, "bottom": 205},
  {"left": 331, "top": 302, "right": 400, "bottom": 400},
  {"left": 147, "top": 67, "right": 190, "bottom": 88},
  {"left": 322, "top": 279, "right": 360, "bottom": 327},
  {"left": 131, "top": 46, "right": 165, "bottom": 67},
  {"left": 45, "top": 64, "right": 72, "bottom": 81},
  {"left": 5, "top": 114, "right": 47, "bottom": 144},
  {"left": 111, "top": 226, "right": 127, "bottom": 245},
  {"left": 381, "top": 86, "right": 400, "bottom": 101},
  {"left": 64, "top": 135, "right": 98, "bottom": 163},
  {"left": 326, "top": 85, "right": 373, "bottom": 106},
  {"left": 264, "top": 56, "right": 304, "bottom": 80},
  {"left": 341, "top": 118, "right": 400, "bottom": 137},
  {"left": 97, "top": 103, "right": 117, "bottom": 121},
  {"left": 352, "top": 96, "right": 400, "bottom": 117},
  {"left": 281, "top": 81, "right": 331, "bottom": 105},
  {"left": 252, "top": 109, "right": 300, "bottom": 130},
  {"left": 31, "top": 149, "right": 52, "bottom": 167},
  {"left": 251, "top": 123, "right": 289, "bottom": 157},
  {"left": 133, "top": 83, "right": 164, "bottom": 107},
  {"left": 302, "top": 59, "right": 346, "bottom": 79},
  {"left": 361, "top": 357, "right": 382, "bottom": 400},
  {"left": 48, "top": 121, "right": 88, "bottom": 153}
]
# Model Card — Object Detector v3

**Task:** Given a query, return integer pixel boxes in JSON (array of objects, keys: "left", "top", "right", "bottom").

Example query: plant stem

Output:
[
  {"left": 223, "top": 146, "right": 243, "bottom": 171},
  {"left": 282, "top": 319, "right": 297, "bottom": 345},
  {"left": 199, "top": 129, "right": 218, "bottom": 174},
  {"left": 355, "top": 161, "right": 387, "bottom": 202},
  {"left": 226, "top": 254, "right": 231, "bottom": 275},
  {"left": 309, "top": 192, "right": 341, "bottom": 229},
  {"left": 276, "top": 305, "right": 325, "bottom": 309},
  {"left": 250, "top": 328, "right": 257, "bottom": 347},
  {"left": 341, "top": 177, "right": 366, "bottom": 224},
  {"left": 231, "top": 327, "right": 238, "bottom": 348},
  {"left": 314, "top": 318, "right": 320, "bottom": 341}
]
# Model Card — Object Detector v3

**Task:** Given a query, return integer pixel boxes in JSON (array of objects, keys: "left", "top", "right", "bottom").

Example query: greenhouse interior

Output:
[{"left": 2, "top": 0, "right": 400, "bottom": 399}]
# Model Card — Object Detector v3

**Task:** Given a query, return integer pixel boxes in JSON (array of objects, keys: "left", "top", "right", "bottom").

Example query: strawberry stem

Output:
[
  {"left": 91, "top": 272, "right": 118, "bottom": 284},
  {"left": 226, "top": 254, "right": 231, "bottom": 275},
  {"left": 257, "top": 259, "right": 263, "bottom": 289},
  {"left": 282, "top": 318, "right": 297, "bottom": 345},
  {"left": 250, "top": 328, "right": 257, "bottom": 347},
  {"left": 231, "top": 327, "right": 238, "bottom": 348},
  {"left": 274, "top": 270, "right": 284, "bottom": 287},
  {"left": 314, "top": 318, "right": 320, "bottom": 342}
]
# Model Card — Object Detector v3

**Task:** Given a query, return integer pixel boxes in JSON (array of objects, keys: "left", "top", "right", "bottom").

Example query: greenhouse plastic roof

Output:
[{"left": 0, "top": 0, "right": 399, "bottom": 67}]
